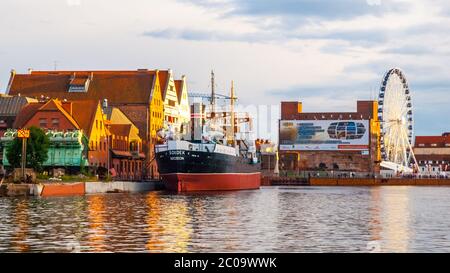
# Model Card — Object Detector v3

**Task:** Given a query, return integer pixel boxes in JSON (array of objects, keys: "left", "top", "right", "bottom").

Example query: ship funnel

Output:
[{"left": 192, "top": 102, "right": 204, "bottom": 142}]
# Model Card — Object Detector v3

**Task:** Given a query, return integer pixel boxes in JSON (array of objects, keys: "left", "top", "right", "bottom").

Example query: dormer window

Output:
[{"left": 68, "top": 73, "right": 92, "bottom": 92}]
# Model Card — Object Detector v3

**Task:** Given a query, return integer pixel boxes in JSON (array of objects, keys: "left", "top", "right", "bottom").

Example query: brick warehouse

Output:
[
  {"left": 279, "top": 101, "right": 381, "bottom": 173},
  {"left": 414, "top": 133, "right": 450, "bottom": 174},
  {"left": 6, "top": 69, "right": 164, "bottom": 179}
]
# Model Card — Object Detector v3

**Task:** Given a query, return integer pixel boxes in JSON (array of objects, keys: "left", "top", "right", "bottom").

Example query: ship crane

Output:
[{"left": 188, "top": 93, "right": 234, "bottom": 100}]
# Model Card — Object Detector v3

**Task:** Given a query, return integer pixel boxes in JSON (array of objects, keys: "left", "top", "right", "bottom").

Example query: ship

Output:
[{"left": 155, "top": 72, "right": 261, "bottom": 192}]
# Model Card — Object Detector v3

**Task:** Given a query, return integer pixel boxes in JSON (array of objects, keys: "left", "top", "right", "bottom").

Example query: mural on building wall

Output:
[{"left": 280, "top": 120, "right": 370, "bottom": 151}]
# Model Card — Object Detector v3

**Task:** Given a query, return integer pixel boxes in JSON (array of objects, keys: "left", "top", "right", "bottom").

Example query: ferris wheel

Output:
[{"left": 378, "top": 68, "right": 418, "bottom": 173}]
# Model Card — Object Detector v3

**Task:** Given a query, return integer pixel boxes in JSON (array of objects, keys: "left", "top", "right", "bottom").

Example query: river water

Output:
[{"left": 1, "top": 186, "right": 450, "bottom": 253}]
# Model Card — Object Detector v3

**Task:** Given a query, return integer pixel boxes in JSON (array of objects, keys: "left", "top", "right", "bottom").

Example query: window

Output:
[
  {"left": 68, "top": 85, "right": 88, "bottom": 93},
  {"left": 39, "top": 118, "right": 47, "bottom": 128},
  {"left": 431, "top": 143, "right": 437, "bottom": 147},
  {"left": 168, "top": 100, "right": 176, "bottom": 107},
  {"left": 52, "top": 118, "right": 59, "bottom": 129},
  {"left": 96, "top": 120, "right": 98, "bottom": 129}
]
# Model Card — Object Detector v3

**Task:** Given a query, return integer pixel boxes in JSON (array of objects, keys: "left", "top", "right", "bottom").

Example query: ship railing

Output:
[{"left": 155, "top": 144, "right": 169, "bottom": 153}]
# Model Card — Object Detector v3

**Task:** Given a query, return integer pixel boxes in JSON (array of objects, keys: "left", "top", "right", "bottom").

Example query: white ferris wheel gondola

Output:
[{"left": 378, "top": 68, "right": 418, "bottom": 173}]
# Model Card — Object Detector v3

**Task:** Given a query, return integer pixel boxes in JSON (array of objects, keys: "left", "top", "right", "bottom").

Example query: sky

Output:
[{"left": 1, "top": 0, "right": 450, "bottom": 141}]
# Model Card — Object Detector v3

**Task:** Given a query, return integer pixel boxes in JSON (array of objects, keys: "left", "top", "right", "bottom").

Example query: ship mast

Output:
[
  {"left": 211, "top": 70, "right": 215, "bottom": 118},
  {"left": 230, "top": 80, "right": 237, "bottom": 147}
]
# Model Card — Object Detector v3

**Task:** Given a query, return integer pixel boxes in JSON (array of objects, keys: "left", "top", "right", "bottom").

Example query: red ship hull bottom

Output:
[{"left": 161, "top": 173, "right": 261, "bottom": 192}]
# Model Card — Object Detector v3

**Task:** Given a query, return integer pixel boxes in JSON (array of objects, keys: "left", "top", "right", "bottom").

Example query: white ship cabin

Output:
[{"left": 155, "top": 140, "right": 237, "bottom": 157}]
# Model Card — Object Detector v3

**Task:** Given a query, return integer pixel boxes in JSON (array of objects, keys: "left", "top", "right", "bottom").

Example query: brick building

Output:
[
  {"left": 104, "top": 105, "right": 145, "bottom": 180},
  {"left": 9, "top": 98, "right": 145, "bottom": 179},
  {"left": 279, "top": 101, "right": 380, "bottom": 173},
  {"left": 13, "top": 99, "right": 108, "bottom": 172},
  {"left": 414, "top": 133, "right": 450, "bottom": 174},
  {"left": 6, "top": 69, "right": 164, "bottom": 178}
]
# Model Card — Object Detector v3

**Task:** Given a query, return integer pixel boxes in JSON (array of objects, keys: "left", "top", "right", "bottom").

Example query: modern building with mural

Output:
[{"left": 279, "top": 101, "right": 381, "bottom": 173}]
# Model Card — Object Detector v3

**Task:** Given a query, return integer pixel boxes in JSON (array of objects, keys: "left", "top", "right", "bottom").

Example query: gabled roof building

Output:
[{"left": 7, "top": 69, "right": 164, "bottom": 178}]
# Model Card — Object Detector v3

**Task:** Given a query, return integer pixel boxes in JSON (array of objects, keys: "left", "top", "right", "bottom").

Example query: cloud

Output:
[
  {"left": 381, "top": 45, "right": 434, "bottom": 55},
  {"left": 143, "top": 28, "right": 280, "bottom": 43},
  {"left": 185, "top": 0, "right": 408, "bottom": 20},
  {"left": 143, "top": 27, "right": 388, "bottom": 48}
]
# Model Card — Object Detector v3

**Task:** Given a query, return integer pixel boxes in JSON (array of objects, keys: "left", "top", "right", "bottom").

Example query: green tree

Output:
[{"left": 6, "top": 126, "right": 50, "bottom": 172}]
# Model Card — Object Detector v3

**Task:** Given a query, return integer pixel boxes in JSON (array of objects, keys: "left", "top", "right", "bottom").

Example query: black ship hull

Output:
[{"left": 156, "top": 149, "right": 261, "bottom": 192}]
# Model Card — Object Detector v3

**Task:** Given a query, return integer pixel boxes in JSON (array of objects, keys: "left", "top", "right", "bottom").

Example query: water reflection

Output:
[
  {"left": 1, "top": 187, "right": 450, "bottom": 252},
  {"left": 145, "top": 192, "right": 164, "bottom": 251},
  {"left": 87, "top": 195, "right": 107, "bottom": 252},
  {"left": 368, "top": 187, "right": 382, "bottom": 248},
  {"left": 11, "top": 199, "right": 29, "bottom": 252},
  {"left": 380, "top": 187, "right": 412, "bottom": 252},
  {"left": 163, "top": 198, "right": 192, "bottom": 252}
]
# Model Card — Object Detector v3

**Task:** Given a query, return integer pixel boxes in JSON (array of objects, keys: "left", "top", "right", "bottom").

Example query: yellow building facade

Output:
[
  {"left": 175, "top": 75, "right": 191, "bottom": 134},
  {"left": 157, "top": 70, "right": 190, "bottom": 135}
]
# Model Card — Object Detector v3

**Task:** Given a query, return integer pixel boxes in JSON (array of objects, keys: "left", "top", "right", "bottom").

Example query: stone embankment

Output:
[
  {"left": 262, "top": 176, "right": 450, "bottom": 186},
  {"left": 0, "top": 181, "right": 164, "bottom": 197}
]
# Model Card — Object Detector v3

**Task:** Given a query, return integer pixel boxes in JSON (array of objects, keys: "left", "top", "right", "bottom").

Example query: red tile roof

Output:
[
  {"left": 12, "top": 103, "right": 42, "bottom": 128},
  {"left": 7, "top": 70, "right": 157, "bottom": 104},
  {"left": 71, "top": 100, "right": 100, "bottom": 136},
  {"left": 13, "top": 99, "right": 100, "bottom": 137},
  {"left": 157, "top": 70, "right": 169, "bottom": 100},
  {"left": 174, "top": 80, "right": 183, "bottom": 104},
  {"left": 69, "top": 73, "right": 90, "bottom": 86},
  {"left": 109, "top": 124, "right": 132, "bottom": 137}
]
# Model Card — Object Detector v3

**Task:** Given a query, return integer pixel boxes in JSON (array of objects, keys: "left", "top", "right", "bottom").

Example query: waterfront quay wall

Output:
[
  {"left": 85, "top": 181, "right": 160, "bottom": 194},
  {"left": 1, "top": 181, "right": 163, "bottom": 197},
  {"left": 309, "top": 178, "right": 450, "bottom": 186}
]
